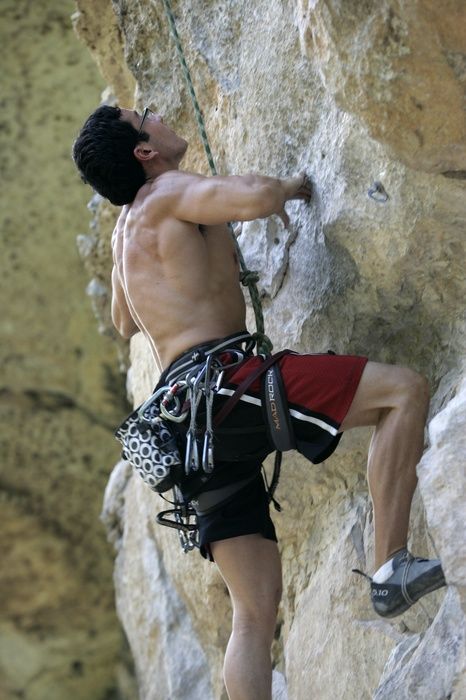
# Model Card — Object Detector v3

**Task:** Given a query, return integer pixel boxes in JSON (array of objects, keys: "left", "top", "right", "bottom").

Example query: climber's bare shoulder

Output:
[
  {"left": 133, "top": 168, "right": 272, "bottom": 228},
  {"left": 111, "top": 172, "right": 247, "bottom": 367},
  {"left": 123, "top": 171, "right": 237, "bottom": 257}
]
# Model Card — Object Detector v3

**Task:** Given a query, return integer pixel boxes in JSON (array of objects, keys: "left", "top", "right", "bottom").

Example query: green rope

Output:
[
  {"left": 161, "top": 0, "right": 217, "bottom": 176},
  {"left": 161, "top": 0, "right": 273, "bottom": 356}
]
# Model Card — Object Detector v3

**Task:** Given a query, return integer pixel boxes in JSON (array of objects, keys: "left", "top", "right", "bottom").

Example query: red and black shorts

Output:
[
  {"left": 188, "top": 350, "right": 368, "bottom": 560},
  {"left": 219, "top": 351, "right": 368, "bottom": 464}
]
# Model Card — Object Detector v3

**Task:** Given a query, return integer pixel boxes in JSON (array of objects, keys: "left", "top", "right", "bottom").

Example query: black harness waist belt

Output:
[{"left": 160, "top": 331, "right": 255, "bottom": 386}]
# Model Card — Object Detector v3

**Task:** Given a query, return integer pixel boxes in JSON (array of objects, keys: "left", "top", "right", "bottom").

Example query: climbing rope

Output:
[{"left": 161, "top": 0, "right": 273, "bottom": 356}]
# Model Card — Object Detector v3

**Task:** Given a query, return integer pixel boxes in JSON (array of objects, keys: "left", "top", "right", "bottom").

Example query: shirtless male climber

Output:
[{"left": 73, "top": 105, "right": 446, "bottom": 700}]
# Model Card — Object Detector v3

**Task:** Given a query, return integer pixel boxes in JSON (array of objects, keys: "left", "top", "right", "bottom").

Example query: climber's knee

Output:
[
  {"left": 341, "top": 362, "right": 429, "bottom": 430},
  {"left": 394, "top": 367, "right": 429, "bottom": 415}
]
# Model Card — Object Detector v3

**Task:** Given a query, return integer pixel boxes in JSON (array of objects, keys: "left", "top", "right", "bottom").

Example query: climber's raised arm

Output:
[{"left": 154, "top": 171, "right": 312, "bottom": 227}]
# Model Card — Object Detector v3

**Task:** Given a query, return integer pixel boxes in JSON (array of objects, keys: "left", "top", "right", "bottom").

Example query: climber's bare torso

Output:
[
  {"left": 111, "top": 174, "right": 247, "bottom": 370},
  {"left": 110, "top": 108, "right": 312, "bottom": 370}
]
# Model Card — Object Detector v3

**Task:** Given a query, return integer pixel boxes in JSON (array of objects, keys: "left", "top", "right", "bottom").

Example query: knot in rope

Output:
[
  {"left": 252, "top": 332, "right": 274, "bottom": 356},
  {"left": 240, "top": 270, "right": 260, "bottom": 286}
]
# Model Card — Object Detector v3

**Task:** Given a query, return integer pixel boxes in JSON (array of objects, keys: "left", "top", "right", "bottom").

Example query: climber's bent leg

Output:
[
  {"left": 340, "top": 361, "right": 430, "bottom": 570},
  {"left": 211, "top": 534, "right": 282, "bottom": 700}
]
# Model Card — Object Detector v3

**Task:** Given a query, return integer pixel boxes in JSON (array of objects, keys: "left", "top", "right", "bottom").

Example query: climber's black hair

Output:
[{"left": 72, "top": 105, "right": 148, "bottom": 206}]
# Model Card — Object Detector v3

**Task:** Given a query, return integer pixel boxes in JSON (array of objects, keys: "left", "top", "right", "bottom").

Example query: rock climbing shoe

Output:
[{"left": 353, "top": 549, "right": 446, "bottom": 618}]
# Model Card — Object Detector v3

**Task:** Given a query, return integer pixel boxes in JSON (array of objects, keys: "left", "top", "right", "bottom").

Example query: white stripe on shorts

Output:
[
  {"left": 288, "top": 408, "right": 339, "bottom": 436},
  {"left": 217, "top": 388, "right": 338, "bottom": 435}
]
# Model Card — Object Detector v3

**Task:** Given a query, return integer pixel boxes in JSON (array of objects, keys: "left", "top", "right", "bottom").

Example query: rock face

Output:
[
  {"left": 296, "top": 0, "right": 466, "bottom": 174},
  {"left": 74, "top": 0, "right": 466, "bottom": 698}
]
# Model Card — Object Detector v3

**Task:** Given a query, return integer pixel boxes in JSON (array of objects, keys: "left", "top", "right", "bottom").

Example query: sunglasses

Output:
[{"left": 136, "top": 107, "right": 154, "bottom": 140}]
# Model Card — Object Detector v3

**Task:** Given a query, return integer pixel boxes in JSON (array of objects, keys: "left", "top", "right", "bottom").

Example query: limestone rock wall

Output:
[
  {"left": 0, "top": 1, "right": 137, "bottom": 698},
  {"left": 74, "top": 1, "right": 466, "bottom": 698}
]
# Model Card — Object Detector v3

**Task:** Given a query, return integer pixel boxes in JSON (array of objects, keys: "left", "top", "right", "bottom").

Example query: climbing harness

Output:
[
  {"left": 116, "top": 332, "right": 291, "bottom": 552},
  {"left": 119, "top": 1, "right": 291, "bottom": 551},
  {"left": 116, "top": 332, "right": 254, "bottom": 485}
]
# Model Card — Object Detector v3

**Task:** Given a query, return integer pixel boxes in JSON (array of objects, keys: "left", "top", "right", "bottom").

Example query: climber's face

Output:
[{"left": 120, "top": 107, "right": 188, "bottom": 161}]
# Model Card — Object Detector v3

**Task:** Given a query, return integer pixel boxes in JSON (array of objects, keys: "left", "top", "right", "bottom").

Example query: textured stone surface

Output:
[
  {"left": 105, "top": 476, "right": 216, "bottom": 700},
  {"left": 374, "top": 589, "right": 465, "bottom": 700},
  {"left": 0, "top": 1, "right": 136, "bottom": 698},
  {"left": 296, "top": 0, "right": 466, "bottom": 174},
  {"left": 72, "top": 0, "right": 136, "bottom": 105},
  {"left": 418, "top": 376, "right": 466, "bottom": 594},
  {"left": 73, "top": 0, "right": 466, "bottom": 698}
]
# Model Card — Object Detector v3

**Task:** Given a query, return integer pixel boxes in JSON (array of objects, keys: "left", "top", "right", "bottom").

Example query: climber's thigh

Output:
[
  {"left": 211, "top": 534, "right": 282, "bottom": 637},
  {"left": 340, "top": 361, "right": 427, "bottom": 431}
]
